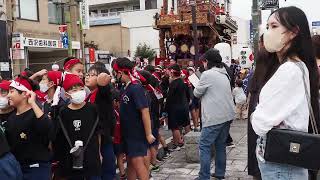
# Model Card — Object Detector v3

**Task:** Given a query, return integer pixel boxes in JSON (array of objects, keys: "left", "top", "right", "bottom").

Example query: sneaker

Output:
[
  {"left": 150, "top": 164, "right": 160, "bottom": 172},
  {"left": 119, "top": 174, "right": 127, "bottom": 180},
  {"left": 211, "top": 173, "right": 225, "bottom": 180},
  {"left": 162, "top": 153, "right": 172, "bottom": 159},
  {"left": 156, "top": 156, "right": 163, "bottom": 162},
  {"left": 226, "top": 142, "right": 236, "bottom": 148},
  {"left": 178, "top": 143, "right": 185, "bottom": 149},
  {"left": 171, "top": 145, "right": 181, "bottom": 151}
]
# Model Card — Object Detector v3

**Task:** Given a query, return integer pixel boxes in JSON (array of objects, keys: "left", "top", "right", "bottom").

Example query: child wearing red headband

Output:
[
  {"left": 113, "top": 57, "right": 155, "bottom": 180},
  {"left": 5, "top": 76, "right": 52, "bottom": 180},
  {"left": 63, "top": 57, "right": 84, "bottom": 79},
  {"left": 0, "top": 80, "right": 23, "bottom": 180}
]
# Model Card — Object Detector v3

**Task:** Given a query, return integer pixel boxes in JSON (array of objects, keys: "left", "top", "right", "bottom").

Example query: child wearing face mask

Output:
[
  {"left": 0, "top": 80, "right": 23, "bottom": 180},
  {"left": 55, "top": 73, "right": 102, "bottom": 180},
  {"left": 5, "top": 76, "right": 52, "bottom": 180},
  {"left": 112, "top": 57, "right": 155, "bottom": 180}
]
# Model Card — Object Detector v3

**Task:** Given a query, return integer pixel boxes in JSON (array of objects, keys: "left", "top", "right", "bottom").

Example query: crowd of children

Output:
[
  {"left": 0, "top": 55, "right": 250, "bottom": 180},
  {"left": 0, "top": 56, "right": 204, "bottom": 180}
]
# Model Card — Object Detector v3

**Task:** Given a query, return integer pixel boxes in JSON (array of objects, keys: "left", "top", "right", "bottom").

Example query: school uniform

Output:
[
  {"left": 113, "top": 109, "right": 124, "bottom": 155},
  {"left": 146, "top": 90, "right": 160, "bottom": 147},
  {"left": 5, "top": 109, "right": 52, "bottom": 180},
  {"left": 166, "top": 78, "right": 190, "bottom": 130},
  {"left": 0, "top": 112, "right": 23, "bottom": 180},
  {"left": 120, "top": 82, "right": 149, "bottom": 157},
  {"left": 56, "top": 103, "right": 101, "bottom": 179},
  {"left": 87, "top": 85, "right": 116, "bottom": 180}
]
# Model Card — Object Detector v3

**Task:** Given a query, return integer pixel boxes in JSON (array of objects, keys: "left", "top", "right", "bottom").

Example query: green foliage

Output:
[{"left": 134, "top": 43, "right": 156, "bottom": 61}]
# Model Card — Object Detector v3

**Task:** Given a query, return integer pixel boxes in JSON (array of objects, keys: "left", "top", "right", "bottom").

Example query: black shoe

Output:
[
  {"left": 211, "top": 173, "right": 225, "bottom": 179},
  {"left": 171, "top": 144, "right": 181, "bottom": 151}
]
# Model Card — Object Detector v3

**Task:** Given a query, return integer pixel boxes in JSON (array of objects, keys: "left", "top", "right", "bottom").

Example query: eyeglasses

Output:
[{"left": 85, "top": 73, "right": 98, "bottom": 78}]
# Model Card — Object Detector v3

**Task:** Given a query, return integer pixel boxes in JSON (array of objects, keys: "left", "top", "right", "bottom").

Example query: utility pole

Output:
[
  {"left": 191, "top": 1, "right": 199, "bottom": 62},
  {"left": 252, "top": 0, "right": 261, "bottom": 65}
]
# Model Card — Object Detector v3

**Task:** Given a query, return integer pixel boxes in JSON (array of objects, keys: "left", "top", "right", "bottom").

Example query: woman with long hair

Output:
[{"left": 251, "top": 6, "right": 320, "bottom": 179}]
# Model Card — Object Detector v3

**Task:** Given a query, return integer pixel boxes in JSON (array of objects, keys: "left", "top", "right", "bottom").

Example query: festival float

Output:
[{"left": 154, "top": 0, "right": 238, "bottom": 67}]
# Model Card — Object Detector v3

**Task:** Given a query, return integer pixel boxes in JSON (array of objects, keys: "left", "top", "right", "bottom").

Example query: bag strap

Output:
[
  {"left": 83, "top": 116, "right": 99, "bottom": 150},
  {"left": 58, "top": 115, "right": 100, "bottom": 149},
  {"left": 58, "top": 116, "right": 73, "bottom": 148},
  {"left": 296, "top": 62, "right": 319, "bottom": 134}
]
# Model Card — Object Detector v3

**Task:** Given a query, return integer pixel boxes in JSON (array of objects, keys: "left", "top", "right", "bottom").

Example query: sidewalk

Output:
[{"left": 152, "top": 120, "right": 253, "bottom": 180}]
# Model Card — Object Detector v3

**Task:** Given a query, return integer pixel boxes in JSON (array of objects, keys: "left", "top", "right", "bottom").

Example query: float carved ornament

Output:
[
  {"left": 158, "top": 15, "right": 179, "bottom": 26},
  {"left": 171, "top": 23, "right": 190, "bottom": 36}
]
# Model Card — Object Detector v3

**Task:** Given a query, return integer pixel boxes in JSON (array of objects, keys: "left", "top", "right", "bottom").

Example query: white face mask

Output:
[
  {"left": 0, "top": 97, "right": 9, "bottom": 109},
  {"left": 39, "top": 83, "right": 49, "bottom": 93},
  {"left": 69, "top": 90, "right": 86, "bottom": 104},
  {"left": 263, "top": 29, "right": 289, "bottom": 53}
]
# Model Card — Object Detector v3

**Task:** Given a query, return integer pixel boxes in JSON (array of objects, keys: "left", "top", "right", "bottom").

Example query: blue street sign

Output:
[
  {"left": 312, "top": 21, "right": 320, "bottom": 27},
  {"left": 62, "top": 35, "right": 68, "bottom": 49}
]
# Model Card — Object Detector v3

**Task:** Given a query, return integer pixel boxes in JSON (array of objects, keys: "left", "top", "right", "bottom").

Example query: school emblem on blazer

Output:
[
  {"left": 123, "top": 95, "right": 130, "bottom": 104},
  {"left": 73, "top": 120, "right": 81, "bottom": 131}
]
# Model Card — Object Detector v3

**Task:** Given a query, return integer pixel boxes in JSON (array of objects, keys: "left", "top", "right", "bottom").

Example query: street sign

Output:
[
  {"left": 312, "top": 21, "right": 320, "bottom": 27},
  {"left": 62, "top": 35, "right": 69, "bottom": 49}
]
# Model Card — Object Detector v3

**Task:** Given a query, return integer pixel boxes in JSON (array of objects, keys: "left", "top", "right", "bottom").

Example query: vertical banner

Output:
[
  {"left": 89, "top": 48, "right": 95, "bottom": 63},
  {"left": 79, "top": 0, "right": 90, "bottom": 30}
]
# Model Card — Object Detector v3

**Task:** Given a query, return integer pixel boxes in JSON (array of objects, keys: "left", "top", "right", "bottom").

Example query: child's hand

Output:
[
  {"left": 26, "top": 90, "right": 36, "bottom": 105},
  {"left": 97, "top": 73, "right": 111, "bottom": 86},
  {"left": 146, "top": 134, "right": 156, "bottom": 144},
  {"left": 35, "top": 69, "right": 48, "bottom": 77}
]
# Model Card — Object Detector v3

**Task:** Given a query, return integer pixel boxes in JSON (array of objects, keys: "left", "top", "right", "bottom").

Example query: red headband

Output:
[
  {"left": 112, "top": 63, "right": 132, "bottom": 72},
  {"left": 64, "top": 59, "right": 82, "bottom": 70},
  {"left": 113, "top": 63, "right": 146, "bottom": 83}
]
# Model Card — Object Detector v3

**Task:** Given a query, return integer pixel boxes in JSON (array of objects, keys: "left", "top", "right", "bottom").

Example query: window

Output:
[
  {"left": 100, "top": 9, "right": 108, "bottom": 14},
  {"left": 90, "top": 10, "right": 98, "bottom": 16},
  {"left": 133, "top": 5, "right": 140, "bottom": 10},
  {"left": 145, "top": 0, "right": 157, "bottom": 10},
  {"left": 48, "top": 0, "right": 63, "bottom": 24},
  {"left": 15, "top": 0, "right": 39, "bottom": 21}
]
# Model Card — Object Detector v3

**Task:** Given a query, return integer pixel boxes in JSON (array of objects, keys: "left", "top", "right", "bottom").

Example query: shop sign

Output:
[
  {"left": 260, "top": 0, "right": 279, "bottom": 10},
  {"left": 12, "top": 33, "right": 24, "bottom": 49},
  {"left": 23, "top": 37, "right": 63, "bottom": 49},
  {"left": 0, "top": 62, "right": 10, "bottom": 71},
  {"left": 79, "top": 0, "right": 90, "bottom": 30},
  {"left": 12, "top": 49, "right": 25, "bottom": 60}
]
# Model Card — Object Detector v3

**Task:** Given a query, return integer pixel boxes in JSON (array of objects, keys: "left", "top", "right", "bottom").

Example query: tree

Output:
[{"left": 134, "top": 43, "right": 156, "bottom": 62}]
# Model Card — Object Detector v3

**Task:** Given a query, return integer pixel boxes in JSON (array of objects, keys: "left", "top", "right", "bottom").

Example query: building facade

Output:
[
  {"left": 0, "top": 0, "right": 10, "bottom": 78},
  {"left": 6, "top": 0, "right": 82, "bottom": 76},
  {"left": 86, "top": 0, "right": 161, "bottom": 59}
]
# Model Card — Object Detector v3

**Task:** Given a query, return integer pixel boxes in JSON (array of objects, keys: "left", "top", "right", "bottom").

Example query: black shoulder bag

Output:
[
  {"left": 58, "top": 115, "right": 99, "bottom": 170},
  {"left": 264, "top": 62, "right": 320, "bottom": 170}
]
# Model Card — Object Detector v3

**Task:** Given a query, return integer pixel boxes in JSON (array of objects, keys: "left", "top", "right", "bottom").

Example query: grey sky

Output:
[{"left": 231, "top": 0, "right": 320, "bottom": 27}]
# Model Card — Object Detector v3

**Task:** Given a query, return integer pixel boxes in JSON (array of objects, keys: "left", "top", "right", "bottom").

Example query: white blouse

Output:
[{"left": 252, "top": 61, "right": 310, "bottom": 137}]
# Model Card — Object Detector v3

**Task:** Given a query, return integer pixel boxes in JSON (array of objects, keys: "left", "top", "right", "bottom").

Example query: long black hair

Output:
[{"left": 253, "top": 6, "right": 320, "bottom": 131}]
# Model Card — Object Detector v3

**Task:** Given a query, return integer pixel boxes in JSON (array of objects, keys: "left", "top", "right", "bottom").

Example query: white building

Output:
[
  {"left": 231, "top": 16, "right": 251, "bottom": 59},
  {"left": 87, "top": 0, "right": 162, "bottom": 58}
]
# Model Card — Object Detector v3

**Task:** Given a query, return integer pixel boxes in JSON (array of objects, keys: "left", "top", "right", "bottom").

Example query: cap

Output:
[
  {"left": 62, "top": 73, "right": 84, "bottom": 91},
  {"left": 0, "top": 80, "right": 11, "bottom": 91},
  {"left": 47, "top": 71, "right": 62, "bottom": 86},
  {"left": 200, "top": 48, "right": 222, "bottom": 63},
  {"left": 10, "top": 77, "right": 32, "bottom": 92}
]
